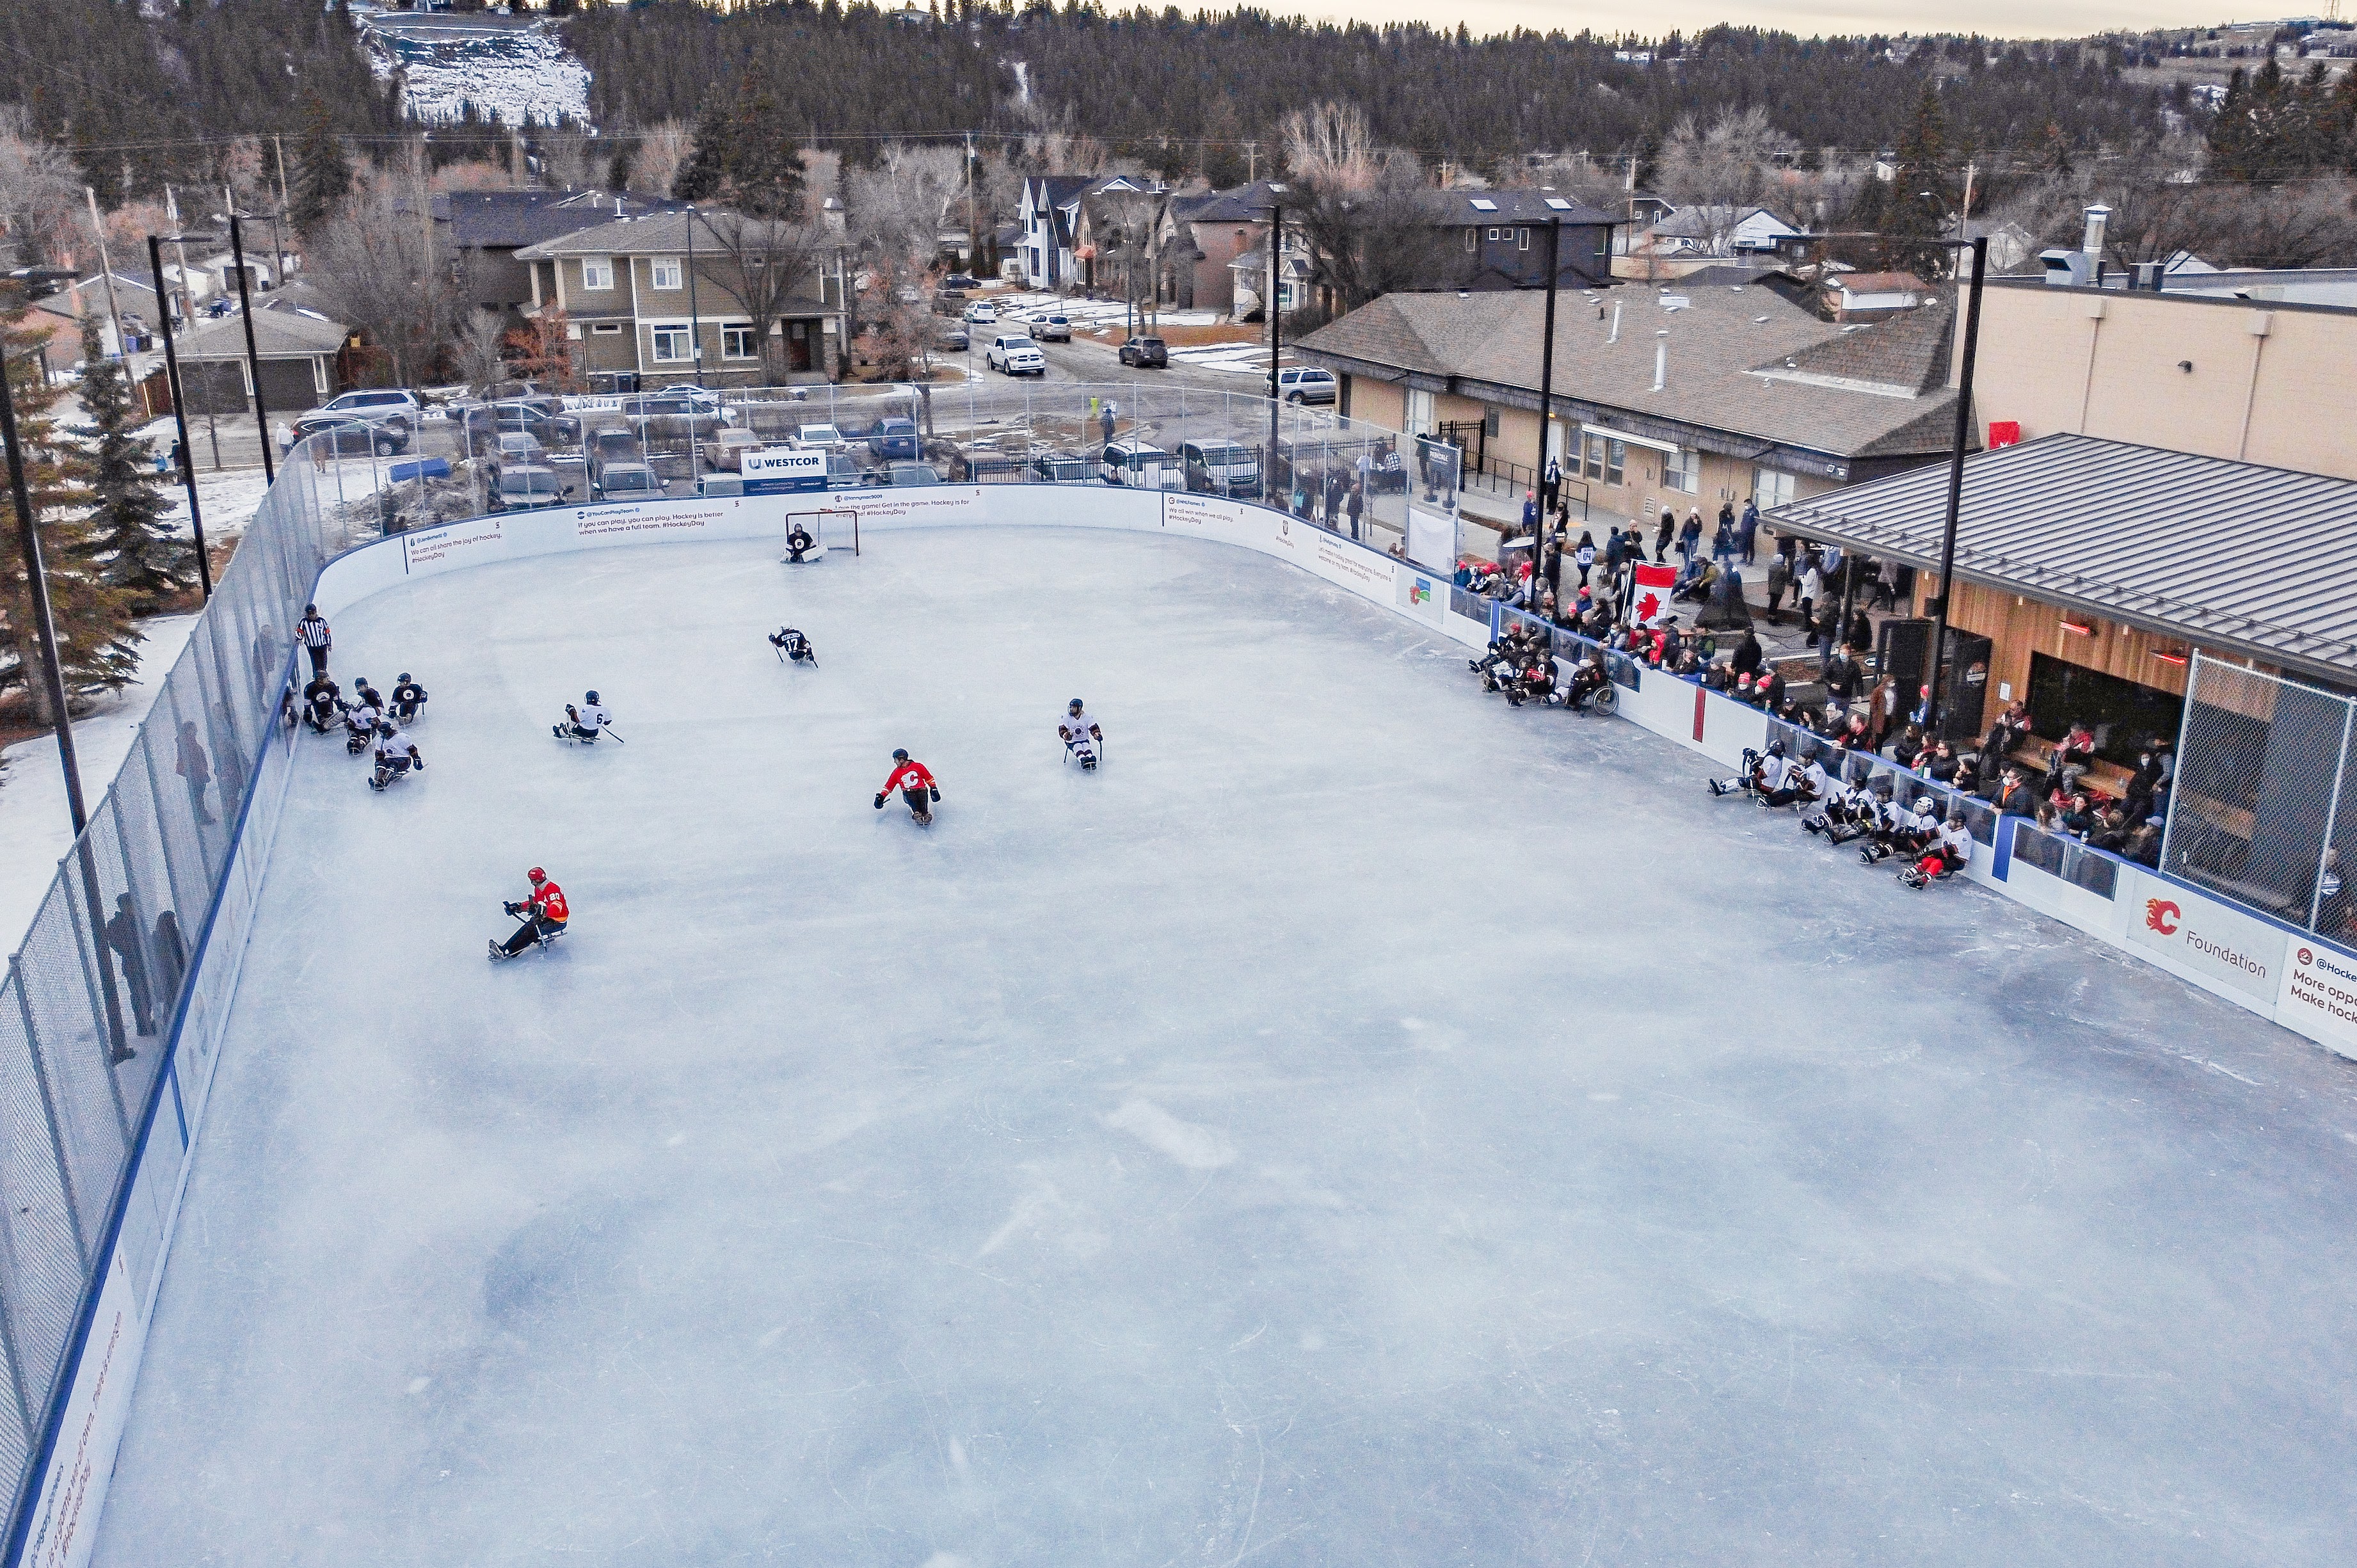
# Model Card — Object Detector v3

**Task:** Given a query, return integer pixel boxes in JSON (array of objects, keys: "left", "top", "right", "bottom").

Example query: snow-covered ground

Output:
[
  {"left": 91, "top": 528, "right": 2357, "bottom": 1567},
  {"left": 363, "top": 15, "right": 589, "bottom": 127},
  {"left": 0, "top": 616, "right": 197, "bottom": 947}
]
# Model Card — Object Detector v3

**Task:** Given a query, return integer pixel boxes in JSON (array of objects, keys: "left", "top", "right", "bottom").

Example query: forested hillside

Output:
[
  {"left": 566, "top": 7, "right": 2178, "bottom": 177},
  {"left": 0, "top": 0, "right": 399, "bottom": 202}
]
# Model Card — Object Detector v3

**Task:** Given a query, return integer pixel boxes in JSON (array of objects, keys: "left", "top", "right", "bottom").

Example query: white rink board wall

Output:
[{"left": 39, "top": 479, "right": 2357, "bottom": 1567}]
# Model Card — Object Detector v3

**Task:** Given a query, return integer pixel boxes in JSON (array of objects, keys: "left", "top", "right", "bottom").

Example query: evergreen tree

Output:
[
  {"left": 291, "top": 92, "right": 352, "bottom": 232},
  {"left": 0, "top": 310, "right": 138, "bottom": 727},
  {"left": 77, "top": 316, "right": 191, "bottom": 614},
  {"left": 670, "top": 99, "right": 735, "bottom": 204},
  {"left": 725, "top": 89, "right": 805, "bottom": 218},
  {"left": 1882, "top": 82, "right": 1959, "bottom": 276}
]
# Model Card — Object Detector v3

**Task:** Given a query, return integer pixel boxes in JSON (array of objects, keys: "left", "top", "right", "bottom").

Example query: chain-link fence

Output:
[
  {"left": 2162, "top": 653, "right": 2357, "bottom": 939},
  {"left": 0, "top": 431, "right": 379, "bottom": 1543}
]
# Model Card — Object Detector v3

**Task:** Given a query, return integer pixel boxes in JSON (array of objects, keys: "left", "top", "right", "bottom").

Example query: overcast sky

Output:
[{"left": 1217, "top": 1, "right": 2260, "bottom": 41}]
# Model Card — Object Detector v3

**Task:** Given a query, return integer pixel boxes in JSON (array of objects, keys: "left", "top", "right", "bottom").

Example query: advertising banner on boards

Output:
[
  {"left": 1405, "top": 505, "right": 1454, "bottom": 572},
  {"left": 739, "top": 450, "right": 829, "bottom": 495}
]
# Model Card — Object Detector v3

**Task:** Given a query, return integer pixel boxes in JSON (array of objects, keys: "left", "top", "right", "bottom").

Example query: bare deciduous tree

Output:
[
  {"left": 453, "top": 308, "right": 509, "bottom": 392},
  {"left": 1280, "top": 102, "right": 1382, "bottom": 192},
  {"left": 628, "top": 122, "right": 696, "bottom": 198},
  {"left": 305, "top": 164, "right": 465, "bottom": 387},
  {"left": 847, "top": 143, "right": 964, "bottom": 262},
  {"left": 1653, "top": 106, "right": 1800, "bottom": 252},
  {"left": 0, "top": 124, "right": 84, "bottom": 269},
  {"left": 690, "top": 208, "right": 834, "bottom": 383}
]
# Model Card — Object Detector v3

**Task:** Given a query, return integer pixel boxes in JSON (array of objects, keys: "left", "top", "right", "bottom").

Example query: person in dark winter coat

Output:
[
  {"left": 1732, "top": 630, "right": 1763, "bottom": 679},
  {"left": 1654, "top": 508, "right": 1675, "bottom": 564}
]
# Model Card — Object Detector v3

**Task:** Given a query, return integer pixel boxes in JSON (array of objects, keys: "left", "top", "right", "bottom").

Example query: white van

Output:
[{"left": 1101, "top": 438, "right": 1183, "bottom": 490}]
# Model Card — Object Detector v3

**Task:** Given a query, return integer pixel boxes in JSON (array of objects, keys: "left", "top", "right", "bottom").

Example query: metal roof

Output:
[{"left": 1761, "top": 432, "right": 2357, "bottom": 682}]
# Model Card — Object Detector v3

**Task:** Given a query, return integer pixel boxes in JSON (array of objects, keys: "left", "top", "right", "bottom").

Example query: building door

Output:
[{"left": 787, "top": 321, "right": 813, "bottom": 374}]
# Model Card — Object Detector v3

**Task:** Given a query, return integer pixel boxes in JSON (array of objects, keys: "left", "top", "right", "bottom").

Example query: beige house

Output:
[
  {"left": 515, "top": 211, "right": 850, "bottom": 387},
  {"left": 1961, "top": 275, "right": 2357, "bottom": 480},
  {"left": 1292, "top": 270, "right": 1962, "bottom": 527}
]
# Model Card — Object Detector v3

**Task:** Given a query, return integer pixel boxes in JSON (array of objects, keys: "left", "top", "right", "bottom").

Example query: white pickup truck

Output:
[{"left": 986, "top": 333, "right": 1046, "bottom": 377}]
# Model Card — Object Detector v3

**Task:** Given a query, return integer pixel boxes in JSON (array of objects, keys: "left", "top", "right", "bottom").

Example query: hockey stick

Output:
[
  {"left": 773, "top": 642, "right": 785, "bottom": 664},
  {"left": 600, "top": 725, "right": 625, "bottom": 744}
]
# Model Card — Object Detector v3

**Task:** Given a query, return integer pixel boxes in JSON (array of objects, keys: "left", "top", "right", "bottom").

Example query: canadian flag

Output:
[{"left": 1631, "top": 563, "right": 1676, "bottom": 624}]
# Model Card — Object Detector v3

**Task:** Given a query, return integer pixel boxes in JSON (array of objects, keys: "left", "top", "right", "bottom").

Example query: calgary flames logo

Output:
[{"left": 2145, "top": 898, "right": 2181, "bottom": 936}]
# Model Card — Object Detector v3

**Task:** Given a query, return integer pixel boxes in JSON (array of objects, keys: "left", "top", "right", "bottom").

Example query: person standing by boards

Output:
[{"left": 295, "top": 603, "right": 332, "bottom": 680}]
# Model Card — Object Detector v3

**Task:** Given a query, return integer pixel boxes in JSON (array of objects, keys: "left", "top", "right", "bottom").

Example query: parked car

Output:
[
  {"left": 942, "top": 272, "right": 980, "bottom": 291},
  {"left": 826, "top": 452, "right": 867, "bottom": 490},
  {"left": 1028, "top": 449, "right": 1091, "bottom": 484},
  {"left": 586, "top": 427, "right": 647, "bottom": 481},
  {"left": 494, "top": 431, "right": 547, "bottom": 466},
  {"left": 616, "top": 392, "right": 728, "bottom": 436},
  {"left": 494, "top": 465, "right": 565, "bottom": 510},
  {"left": 708, "top": 428, "right": 764, "bottom": 471},
  {"left": 1101, "top": 438, "right": 1183, "bottom": 490},
  {"left": 986, "top": 334, "right": 1046, "bottom": 376},
  {"left": 954, "top": 445, "right": 1031, "bottom": 482},
  {"left": 1033, "top": 313, "right": 1072, "bottom": 342},
  {"left": 1118, "top": 336, "right": 1170, "bottom": 369},
  {"left": 867, "top": 417, "right": 921, "bottom": 461},
  {"left": 794, "top": 423, "right": 843, "bottom": 449},
  {"left": 277, "top": 411, "right": 409, "bottom": 457},
  {"left": 492, "top": 399, "right": 580, "bottom": 447},
  {"left": 1180, "top": 438, "right": 1261, "bottom": 497},
  {"left": 1276, "top": 366, "right": 1338, "bottom": 405},
  {"left": 593, "top": 461, "right": 665, "bottom": 500},
  {"left": 938, "top": 323, "right": 971, "bottom": 351},
  {"left": 886, "top": 460, "right": 940, "bottom": 486},
  {"left": 319, "top": 387, "right": 422, "bottom": 434},
  {"left": 963, "top": 300, "right": 999, "bottom": 325}
]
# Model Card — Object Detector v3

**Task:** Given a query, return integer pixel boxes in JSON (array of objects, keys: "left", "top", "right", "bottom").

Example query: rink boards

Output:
[{"left": 25, "top": 479, "right": 2357, "bottom": 1568}]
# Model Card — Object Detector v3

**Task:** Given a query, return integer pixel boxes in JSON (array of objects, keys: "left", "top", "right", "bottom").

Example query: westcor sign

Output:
[{"left": 738, "top": 449, "right": 829, "bottom": 495}]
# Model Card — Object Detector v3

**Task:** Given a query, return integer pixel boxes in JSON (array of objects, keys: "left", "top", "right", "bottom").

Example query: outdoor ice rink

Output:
[{"left": 95, "top": 526, "right": 2357, "bottom": 1566}]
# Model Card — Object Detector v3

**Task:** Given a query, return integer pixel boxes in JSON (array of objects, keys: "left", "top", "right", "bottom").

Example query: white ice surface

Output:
[{"left": 95, "top": 529, "right": 2357, "bottom": 1566}]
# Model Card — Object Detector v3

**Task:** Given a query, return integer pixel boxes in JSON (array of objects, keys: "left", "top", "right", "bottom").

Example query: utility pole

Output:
[
  {"left": 1263, "top": 196, "right": 1282, "bottom": 505},
  {"left": 1960, "top": 161, "right": 1977, "bottom": 225},
  {"left": 83, "top": 188, "right": 125, "bottom": 362},
  {"left": 964, "top": 131, "right": 979, "bottom": 272},
  {"left": 1246, "top": 141, "right": 1257, "bottom": 182},
  {"left": 685, "top": 207, "right": 703, "bottom": 386},
  {"left": 228, "top": 213, "right": 275, "bottom": 483},
  {"left": 1925, "top": 235, "right": 1989, "bottom": 740},
  {"left": 271, "top": 135, "right": 292, "bottom": 291},
  {"left": 146, "top": 234, "right": 212, "bottom": 600}
]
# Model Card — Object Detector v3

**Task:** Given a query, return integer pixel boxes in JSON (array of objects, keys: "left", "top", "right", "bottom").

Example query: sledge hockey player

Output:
[
  {"left": 490, "top": 867, "right": 569, "bottom": 960},
  {"left": 769, "top": 627, "right": 816, "bottom": 666},
  {"left": 1504, "top": 653, "right": 1555, "bottom": 708},
  {"left": 875, "top": 749, "right": 939, "bottom": 824},
  {"left": 1803, "top": 776, "right": 1878, "bottom": 845},
  {"left": 554, "top": 691, "right": 611, "bottom": 744},
  {"left": 390, "top": 673, "right": 428, "bottom": 724},
  {"left": 343, "top": 680, "right": 386, "bottom": 754},
  {"left": 1900, "top": 810, "right": 1975, "bottom": 888},
  {"left": 1471, "top": 623, "right": 1531, "bottom": 682},
  {"left": 1059, "top": 699, "right": 1103, "bottom": 769},
  {"left": 785, "top": 524, "right": 817, "bottom": 564},
  {"left": 367, "top": 719, "right": 424, "bottom": 791},
  {"left": 301, "top": 673, "right": 344, "bottom": 733},
  {"left": 1707, "top": 739, "right": 1785, "bottom": 798},
  {"left": 1757, "top": 746, "right": 1829, "bottom": 810},
  {"left": 1861, "top": 795, "right": 1943, "bottom": 865}
]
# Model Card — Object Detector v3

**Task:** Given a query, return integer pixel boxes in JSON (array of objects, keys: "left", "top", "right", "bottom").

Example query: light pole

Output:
[
  {"left": 1535, "top": 217, "right": 1561, "bottom": 610},
  {"left": 0, "top": 342, "right": 90, "bottom": 830},
  {"left": 148, "top": 234, "right": 215, "bottom": 600},
  {"left": 1255, "top": 187, "right": 1287, "bottom": 505},
  {"left": 1925, "top": 235, "right": 1989, "bottom": 737},
  {"left": 225, "top": 210, "right": 275, "bottom": 484}
]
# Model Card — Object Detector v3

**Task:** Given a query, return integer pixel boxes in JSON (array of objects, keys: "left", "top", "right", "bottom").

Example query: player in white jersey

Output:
[
  {"left": 369, "top": 721, "right": 424, "bottom": 791},
  {"left": 1059, "top": 698, "right": 1103, "bottom": 770},
  {"left": 554, "top": 691, "right": 612, "bottom": 744}
]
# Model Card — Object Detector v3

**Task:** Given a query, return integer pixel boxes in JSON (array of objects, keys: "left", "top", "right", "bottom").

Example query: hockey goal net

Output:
[{"left": 784, "top": 508, "right": 859, "bottom": 561}]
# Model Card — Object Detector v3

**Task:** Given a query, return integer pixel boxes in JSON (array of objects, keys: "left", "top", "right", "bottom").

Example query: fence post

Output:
[{"left": 2312, "top": 700, "right": 2355, "bottom": 931}]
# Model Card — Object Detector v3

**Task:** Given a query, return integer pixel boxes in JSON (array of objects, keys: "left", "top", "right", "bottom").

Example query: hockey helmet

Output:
[
  {"left": 1068, "top": 698, "right": 1084, "bottom": 712},
  {"left": 397, "top": 672, "right": 411, "bottom": 683},
  {"left": 892, "top": 748, "right": 909, "bottom": 761},
  {"left": 1765, "top": 739, "right": 1787, "bottom": 759},
  {"left": 1917, "top": 798, "right": 1938, "bottom": 815},
  {"left": 527, "top": 867, "right": 546, "bottom": 883},
  {"left": 586, "top": 690, "right": 600, "bottom": 703}
]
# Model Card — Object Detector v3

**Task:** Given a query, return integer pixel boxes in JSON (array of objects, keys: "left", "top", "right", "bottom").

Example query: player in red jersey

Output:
[
  {"left": 874, "top": 749, "right": 940, "bottom": 826},
  {"left": 491, "top": 867, "right": 570, "bottom": 959}
]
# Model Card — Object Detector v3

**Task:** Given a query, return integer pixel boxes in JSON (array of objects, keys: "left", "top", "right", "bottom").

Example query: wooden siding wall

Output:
[{"left": 1922, "top": 579, "right": 2195, "bottom": 721}]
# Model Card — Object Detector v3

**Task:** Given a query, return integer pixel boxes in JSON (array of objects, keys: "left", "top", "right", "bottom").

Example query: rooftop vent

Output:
[
  {"left": 1469, "top": 198, "right": 1498, "bottom": 212},
  {"left": 1544, "top": 197, "right": 1572, "bottom": 211}
]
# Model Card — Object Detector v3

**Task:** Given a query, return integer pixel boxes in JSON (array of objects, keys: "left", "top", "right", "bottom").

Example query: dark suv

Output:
[{"left": 1117, "top": 335, "right": 1169, "bottom": 369}]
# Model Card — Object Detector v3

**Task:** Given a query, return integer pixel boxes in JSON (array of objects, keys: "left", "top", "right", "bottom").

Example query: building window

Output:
[
  {"left": 651, "top": 256, "right": 684, "bottom": 290},
  {"left": 1664, "top": 445, "right": 1702, "bottom": 493},
  {"left": 1405, "top": 388, "right": 1435, "bottom": 436},
  {"left": 1517, "top": 228, "right": 1530, "bottom": 250},
  {"left": 590, "top": 322, "right": 623, "bottom": 335},
  {"left": 1582, "top": 431, "right": 1625, "bottom": 486},
  {"left": 1486, "top": 227, "right": 1501, "bottom": 241},
  {"left": 1465, "top": 227, "right": 1477, "bottom": 251},
  {"left": 1754, "top": 466, "right": 1796, "bottom": 509},
  {"left": 721, "top": 323, "right": 760, "bottom": 360},
  {"left": 580, "top": 255, "right": 613, "bottom": 291},
  {"left": 650, "top": 326, "right": 693, "bottom": 364}
]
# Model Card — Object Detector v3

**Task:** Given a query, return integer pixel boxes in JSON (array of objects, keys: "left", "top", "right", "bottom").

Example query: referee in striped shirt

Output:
[{"left": 296, "top": 604, "right": 332, "bottom": 680}]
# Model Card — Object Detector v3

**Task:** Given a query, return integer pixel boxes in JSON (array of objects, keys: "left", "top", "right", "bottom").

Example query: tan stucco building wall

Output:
[{"left": 1963, "top": 282, "right": 2357, "bottom": 480}]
